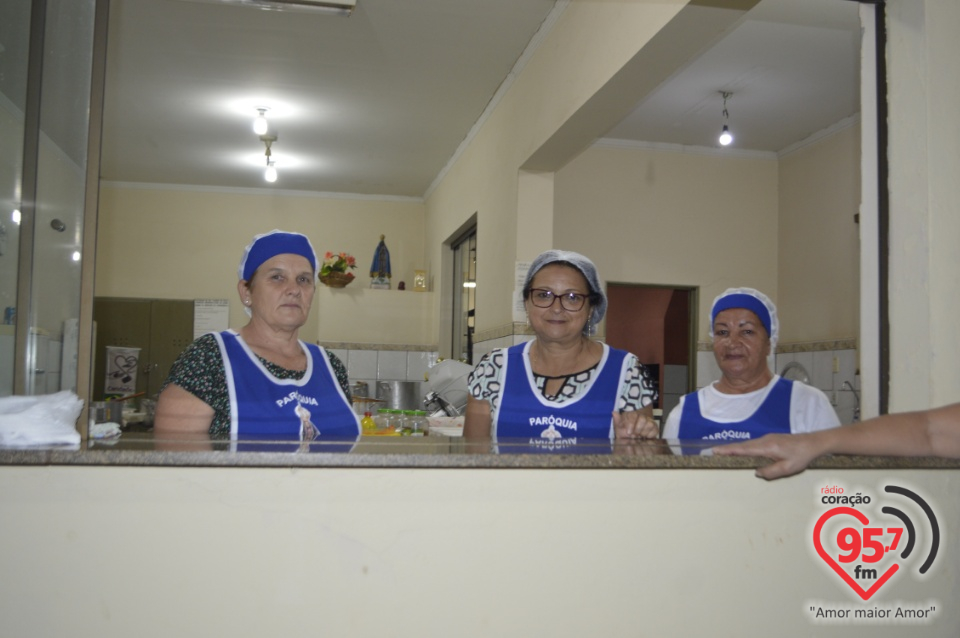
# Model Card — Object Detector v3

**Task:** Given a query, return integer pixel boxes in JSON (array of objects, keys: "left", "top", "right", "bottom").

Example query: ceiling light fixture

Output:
[
  {"left": 718, "top": 91, "right": 734, "bottom": 147},
  {"left": 253, "top": 107, "right": 269, "bottom": 135},
  {"left": 261, "top": 135, "right": 278, "bottom": 183}
]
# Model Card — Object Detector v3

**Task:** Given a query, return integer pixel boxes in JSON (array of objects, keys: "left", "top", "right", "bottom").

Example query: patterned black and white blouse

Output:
[{"left": 467, "top": 345, "right": 658, "bottom": 415}]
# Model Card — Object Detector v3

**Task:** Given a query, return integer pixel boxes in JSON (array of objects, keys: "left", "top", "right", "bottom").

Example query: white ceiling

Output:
[{"left": 96, "top": 0, "right": 862, "bottom": 199}]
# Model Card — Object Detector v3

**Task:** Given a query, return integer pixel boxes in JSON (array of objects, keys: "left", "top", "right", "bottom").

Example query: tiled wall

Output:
[{"left": 324, "top": 345, "right": 439, "bottom": 403}]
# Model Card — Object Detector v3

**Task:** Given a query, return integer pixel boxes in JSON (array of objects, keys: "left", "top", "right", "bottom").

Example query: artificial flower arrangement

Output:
[{"left": 319, "top": 251, "right": 357, "bottom": 287}]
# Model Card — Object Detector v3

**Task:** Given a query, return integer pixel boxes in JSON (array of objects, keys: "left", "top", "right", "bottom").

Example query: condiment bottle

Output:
[{"left": 361, "top": 411, "right": 376, "bottom": 433}]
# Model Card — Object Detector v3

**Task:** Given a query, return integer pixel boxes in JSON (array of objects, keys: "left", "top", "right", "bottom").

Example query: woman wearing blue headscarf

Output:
[
  {"left": 155, "top": 229, "right": 359, "bottom": 441},
  {"left": 464, "top": 250, "right": 659, "bottom": 444},
  {"left": 662, "top": 287, "right": 839, "bottom": 443}
]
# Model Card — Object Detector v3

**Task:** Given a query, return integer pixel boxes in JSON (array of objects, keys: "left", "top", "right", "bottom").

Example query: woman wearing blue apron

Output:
[
  {"left": 464, "top": 250, "right": 659, "bottom": 453},
  {"left": 662, "top": 287, "right": 839, "bottom": 455},
  {"left": 155, "top": 230, "right": 360, "bottom": 448}
]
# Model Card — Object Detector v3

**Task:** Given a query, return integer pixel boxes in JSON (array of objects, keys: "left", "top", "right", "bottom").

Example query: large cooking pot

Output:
[{"left": 376, "top": 380, "right": 421, "bottom": 411}]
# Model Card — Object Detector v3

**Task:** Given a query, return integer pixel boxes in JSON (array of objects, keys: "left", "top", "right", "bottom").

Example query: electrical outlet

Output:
[{"left": 832, "top": 356, "right": 840, "bottom": 373}]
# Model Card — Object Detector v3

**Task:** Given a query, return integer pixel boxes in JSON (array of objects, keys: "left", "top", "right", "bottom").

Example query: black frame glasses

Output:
[{"left": 528, "top": 288, "right": 589, "bottom": 311}]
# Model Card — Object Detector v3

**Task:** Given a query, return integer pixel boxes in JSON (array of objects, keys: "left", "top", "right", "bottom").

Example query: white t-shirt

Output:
[{"left": 662, "top": 375, "right": 840, "bottom": 440}]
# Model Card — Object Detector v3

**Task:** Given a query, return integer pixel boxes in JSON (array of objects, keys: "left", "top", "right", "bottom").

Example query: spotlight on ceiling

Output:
[{"left": 718, "top": 91, "right": 734, "bottom": 147}]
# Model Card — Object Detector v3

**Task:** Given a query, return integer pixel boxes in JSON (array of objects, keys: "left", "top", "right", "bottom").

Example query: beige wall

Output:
[
  {"left": 96, "top": 184, "right": 429, "bottom": 344},
  {"left": 424, "top": 1, "right": 687, "bottom": 336},
  {"left": 777, "top": 122, "right": 861, "bottom": 344},
  {"left": 553, "top": 144, "right": 779, "bottom": 343}
]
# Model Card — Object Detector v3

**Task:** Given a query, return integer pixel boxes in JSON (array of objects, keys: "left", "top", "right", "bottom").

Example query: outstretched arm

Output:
[{"left": 714, "top": 402, "right": 960, "bottom": 480}]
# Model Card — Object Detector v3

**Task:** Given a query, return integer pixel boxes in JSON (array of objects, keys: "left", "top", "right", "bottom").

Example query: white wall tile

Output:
[
  {"left": 811, "top": 351, "right": 834, "bottom": 391},
  {"left": 347, "top": 350, "right": 378, "bottom": 380},
  {"left": 696, "top": 351, "right": 720, "bottom": 389},
  {"left": 793, "top": 351, "right": 814, "bottom": 379},
  {"left": 837, "top": 349, "right": 858, "bottom": 386},
  {"left": 775, "top": 352, "right": 795, "bottom": 374},
  {"left": 406, "top": 351, "right": 437, "bottom": 382},
  {"left": 377, "top": 350, "right": 407, "bottom": 379}
]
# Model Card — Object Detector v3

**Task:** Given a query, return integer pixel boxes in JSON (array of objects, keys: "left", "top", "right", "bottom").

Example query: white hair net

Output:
[{"left": 523, "top": 250, "right": 606, "bottom": 335}]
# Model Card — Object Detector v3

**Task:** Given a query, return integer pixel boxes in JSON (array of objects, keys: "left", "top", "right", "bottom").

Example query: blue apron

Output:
[
  {"left": 493, "top": 342, "right": 628, "bottom": 451},
  {"left": 215, "top": 331, "right": 360, "bottom": 446},
  {"left": 677, "top": 376, "right": 794, "bottom": 444}
]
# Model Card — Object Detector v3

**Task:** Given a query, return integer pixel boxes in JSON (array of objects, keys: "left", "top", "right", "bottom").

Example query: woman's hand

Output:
[
  {"left": 612, "top": 407, "right": 659, "bottom": 439},
  {"left": 713, "top": 432, "right": 826, "bottom": 479}
]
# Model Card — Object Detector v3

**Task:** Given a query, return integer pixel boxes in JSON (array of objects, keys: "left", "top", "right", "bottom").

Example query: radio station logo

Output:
[{"left": 808, "top": 482, "right": 942, "bottom": 623}]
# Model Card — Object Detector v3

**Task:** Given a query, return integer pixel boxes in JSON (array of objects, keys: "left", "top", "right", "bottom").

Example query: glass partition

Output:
[{"left": 0, "top": 0, "right": 98, "bottom": 397}]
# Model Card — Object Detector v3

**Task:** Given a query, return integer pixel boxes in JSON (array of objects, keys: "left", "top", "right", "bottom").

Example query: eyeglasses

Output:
[{"left": 528, "top": 288, "right": 589, "bottom": 311}]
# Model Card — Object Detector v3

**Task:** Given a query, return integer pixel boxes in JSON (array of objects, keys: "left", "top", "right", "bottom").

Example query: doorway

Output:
[
  {"left": 604, "top": 284, "right": 697, "bottom": 416},
  {"left": 450, "top": 227, "right": 477, "bottom": 364}
]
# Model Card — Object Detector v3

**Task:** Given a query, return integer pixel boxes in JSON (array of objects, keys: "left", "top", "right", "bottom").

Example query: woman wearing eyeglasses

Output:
[{"left": 463, "top": 250, "right": 659, "bottom": 443}]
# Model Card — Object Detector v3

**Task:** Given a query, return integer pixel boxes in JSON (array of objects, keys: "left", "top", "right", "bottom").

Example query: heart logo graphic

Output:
[{"left": 813, "top": 506, "right": 900, "bottom": 600}]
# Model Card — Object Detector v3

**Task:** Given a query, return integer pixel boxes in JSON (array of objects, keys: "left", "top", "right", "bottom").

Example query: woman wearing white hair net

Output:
[
  {"left": 662, "top": 287, "right": 839, "bottom": 444},
  {"left": 464, "top": 250, "right": 659, "bottom": 442}
]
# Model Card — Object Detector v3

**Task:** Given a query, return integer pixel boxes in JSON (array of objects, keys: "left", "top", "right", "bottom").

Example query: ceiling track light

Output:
[
  {"left": 718, "top": 91, "right": 734, "bottom": 147},
  {"left": 261, "top": 134, "right": 278, "bottom": 183},
  {"left": 253, "top": 107, "right": 269, "bottom": 135}
]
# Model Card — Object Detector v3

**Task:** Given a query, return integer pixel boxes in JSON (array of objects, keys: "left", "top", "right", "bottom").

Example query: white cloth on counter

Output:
[
  {"left": 89, "top": 421, "right": 122, "bottom": 439},
  {"left": 0, "top": 391, "right": 83, "bottom": 447}
]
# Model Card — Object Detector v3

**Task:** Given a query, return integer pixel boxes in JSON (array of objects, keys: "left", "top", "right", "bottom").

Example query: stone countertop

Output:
[{"left": 1, "top": 432, "right": 959, "bottom": 470}]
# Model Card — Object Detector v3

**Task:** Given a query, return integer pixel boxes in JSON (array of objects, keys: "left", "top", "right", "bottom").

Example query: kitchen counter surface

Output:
[{"left": 2, "top": 430, "right": 959, "bottom": 470}]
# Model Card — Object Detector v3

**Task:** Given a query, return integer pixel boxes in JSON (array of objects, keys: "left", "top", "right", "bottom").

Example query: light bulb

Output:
[
  {"left": 12, "top": 209, "right": 21, "bottom": 224},
  {"left": 719, "top": 124, "right": 733, "bottom": 146},
  {"left": 72, "top": 251, "right": 81, "bottom": 262},
  {"left": 265, "top": 161, "right": 278, "bottom": 183},
  {"left": 253, "top": 108, "right": 269, "bottom": 135}
]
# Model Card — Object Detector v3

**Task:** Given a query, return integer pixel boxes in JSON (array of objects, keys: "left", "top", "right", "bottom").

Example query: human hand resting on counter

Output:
[
  {"left": 612, "top": 405, "right": 659, "bottom": 439},
  {"left": 715, "top": 402, "right": 960, "bottom": 480},
  {"left": 713, "top": 432, "right": 825, "bottom": 479}
]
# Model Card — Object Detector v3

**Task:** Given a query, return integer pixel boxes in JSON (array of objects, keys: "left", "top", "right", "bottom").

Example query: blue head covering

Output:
[
  {"left": 709, "top": 287, "right": 779, "bottom": 347},
  {"left": 523, "top": 249, "right": 606, "bottom": 335},
  {"left": 237, "top": 229, "right": 318, "bottom": 282}
]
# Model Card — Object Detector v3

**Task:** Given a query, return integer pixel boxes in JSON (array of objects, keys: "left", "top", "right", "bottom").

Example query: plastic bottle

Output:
[{"left": 361, "top": 411, "right": 376, "bottom": 433}]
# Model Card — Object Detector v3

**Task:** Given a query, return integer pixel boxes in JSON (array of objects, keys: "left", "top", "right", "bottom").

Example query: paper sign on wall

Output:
[
  {"left": 194, "top": 299, "right": 229, "bottom": 339},
  {"left": 512, "top": 261, "right": 532, "bottom": 323},
  {"left": 104, "top": 346, "right": 140, "bottom": 397}
]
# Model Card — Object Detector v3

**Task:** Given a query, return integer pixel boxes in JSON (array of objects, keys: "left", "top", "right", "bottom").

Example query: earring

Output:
[{"left": 244, "top": 299, "right": 251, "bottom": 306}]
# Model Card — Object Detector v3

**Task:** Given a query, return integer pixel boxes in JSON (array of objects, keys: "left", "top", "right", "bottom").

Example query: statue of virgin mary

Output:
[{"left": 369, "top": 234, "right": 391, "bottom": 289}]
